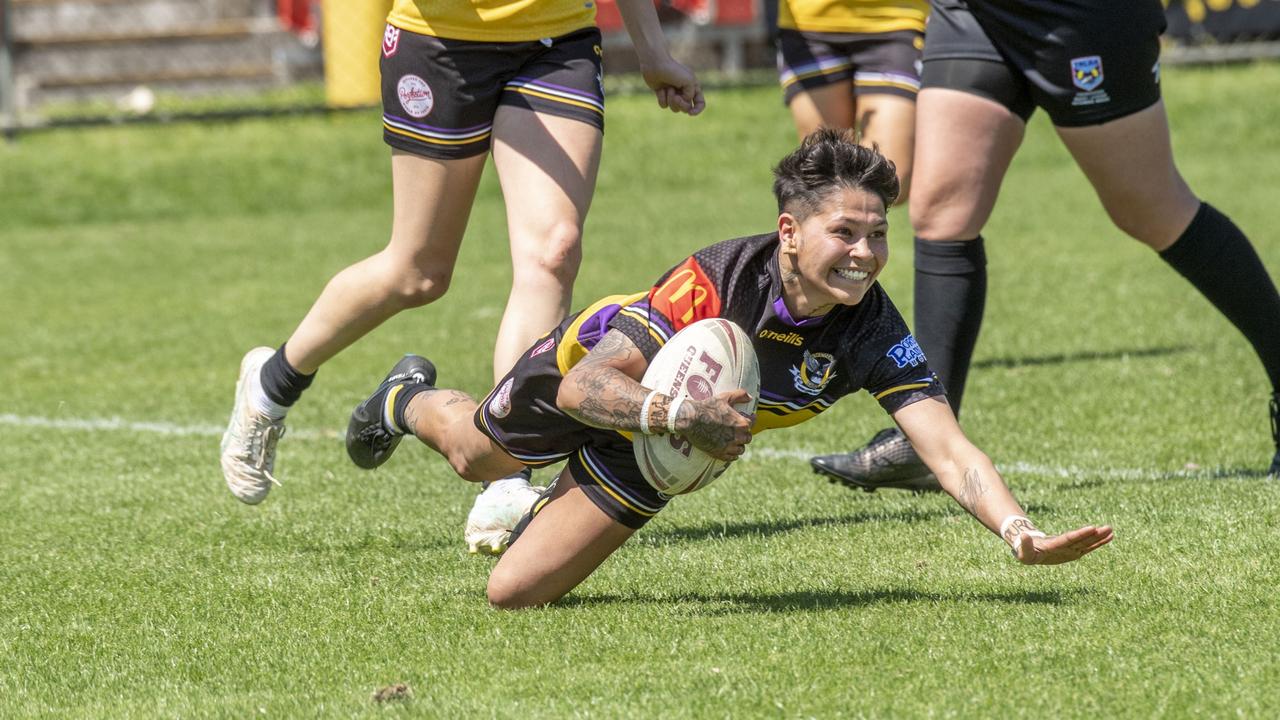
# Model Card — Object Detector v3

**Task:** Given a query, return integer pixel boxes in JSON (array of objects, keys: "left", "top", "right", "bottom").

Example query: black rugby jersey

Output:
[{"left": 607, "top": 233, "right": 944, "bottom": 432}]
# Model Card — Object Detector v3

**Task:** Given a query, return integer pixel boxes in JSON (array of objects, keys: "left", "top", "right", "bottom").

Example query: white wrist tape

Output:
[
  {"left": 639, "top": 390, "right": 659, "bottom": 435},
  {"left": 667, "top": 395, "right": 687, "bottom": 435},
  {"left": 999, "top": 514, "right": 1031, "bottom": 540},
  {"left": 1000, "top": 514, "right": 1046, "bottom": 557}
]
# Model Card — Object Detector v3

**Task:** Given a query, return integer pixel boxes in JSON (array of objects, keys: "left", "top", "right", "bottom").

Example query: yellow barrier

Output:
[{"left": 322, "top": 0, "right": 395, "bottom": 107}]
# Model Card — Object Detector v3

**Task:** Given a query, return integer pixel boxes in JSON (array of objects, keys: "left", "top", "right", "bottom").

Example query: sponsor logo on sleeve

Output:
[
  {"left": 649, "top": 258, "right": 721, "bottom": 330},
  {"left": 397, "top": 74, "right": 434, "bottom": 118},
  {"left": 886, "top": 335, "right": 926, "bottom": 369}
]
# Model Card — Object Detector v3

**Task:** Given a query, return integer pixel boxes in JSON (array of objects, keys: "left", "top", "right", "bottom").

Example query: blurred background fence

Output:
[{"left": 1, "top": 0, "right": 1279, "bottom": 134}]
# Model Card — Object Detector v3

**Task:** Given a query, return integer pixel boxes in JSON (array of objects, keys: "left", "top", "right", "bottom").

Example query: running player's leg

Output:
[
  {"left": 809, "top": 3, "right": 1029, "bottom": 489},
  {"left": 486, "top": 468, "right": 635, "bottom": 608},
  {"left": 855, "top": 93, "right": 914, "bottom": 201},
  {"left": 777, "top": 30, "right": 856, "bottom": 139},
  {"left": 789, "top": 82, "right": 856, "bottom": 138},
  {"left": 850, "top": 31, "right": 923, "bottom": 201},
  {"left": 908, "top": 85, "right": 1024, "bottom": 415},
  {"left": 221, "top": 27, "right": 501, "bottom": 503},
  {"left": 489, "top": 28, "right": 607, "bottom": 382},
  {"left": 1057, "top": 102, "right": 1280, "bottom": 470},
  {"left": 491, "top": 111, "right": 601, "bottom": 381}
]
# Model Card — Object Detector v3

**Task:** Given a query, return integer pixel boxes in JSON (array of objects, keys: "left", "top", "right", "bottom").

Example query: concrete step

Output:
[
  {"left": 11, "top": 0, "right": 263, "bottom": 38},
  {"left": 15, "top": 20, "right": 284, "bottom": 84}
]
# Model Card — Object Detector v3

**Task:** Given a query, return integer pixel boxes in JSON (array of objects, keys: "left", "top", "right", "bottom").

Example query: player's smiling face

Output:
[{"left": 778, "top": 185, "right": 889, "bottom": 317}]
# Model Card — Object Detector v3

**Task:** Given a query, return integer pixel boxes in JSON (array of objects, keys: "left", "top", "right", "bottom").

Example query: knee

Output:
[
  {"left": 486, "top": 569, "right": 555, "bottom": 610},
  {"left": 910, "top": 195, "right": 978, "bottom": 240},
  {"left": 445, "top": 452, "right": 486, "bottom": 483},
  {"left": 389, "top": 267, "right": 452, "bottom": 309},
  {"left": 514, "top": 222, "right": 583, "bottom": 287}
]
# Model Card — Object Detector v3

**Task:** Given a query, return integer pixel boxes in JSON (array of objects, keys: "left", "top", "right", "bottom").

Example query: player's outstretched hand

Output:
[
  {"left": 681, "top": 388, "right": 752, "bottom": 461},
  {"left": 641, "top": 57, "right": 706, "bottom": 116},
  {"left": 1016, "top": 525, "right": 1114, "bottom": 565}
]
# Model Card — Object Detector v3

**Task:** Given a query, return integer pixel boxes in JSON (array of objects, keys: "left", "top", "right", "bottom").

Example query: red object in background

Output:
[
  {"left": 278, "top": 0, "right": 317, "bottom": 33},
  {"left": 593, "top": 0, "right": 756, "bottom": 31},
  {"left": 595, "top": 0, "right": 626, "bottom": 32}
]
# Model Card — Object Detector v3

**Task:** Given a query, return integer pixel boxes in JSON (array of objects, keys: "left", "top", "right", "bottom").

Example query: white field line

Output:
[
  {"left": 0, "top": 413, "right": 330, "bottom": 440},
  {"left": 0, "top": 413, "right": 1242, "bottom": 481}
]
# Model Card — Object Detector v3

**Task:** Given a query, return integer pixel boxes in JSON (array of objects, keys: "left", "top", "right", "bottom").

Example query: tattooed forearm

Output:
[
  {"left": 957, "top": 467, "right": 987, "bottom": 515},
  {"left": 562, "top": 330, "right": 650, "bottom": 431}
]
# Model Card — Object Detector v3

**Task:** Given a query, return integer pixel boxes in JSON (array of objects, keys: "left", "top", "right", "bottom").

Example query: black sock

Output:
[
  {"left": 259, "top": 344, "right": 315, "bottom": 407},
  {"left": 914, "top": 236, "right": 988, "bottom": 417},
  {"left": 1160, "top": 203, "right": 1280, "bottom": 392},
  {"left": 391, "top": 383, "right": 435, "bottom": 435}
]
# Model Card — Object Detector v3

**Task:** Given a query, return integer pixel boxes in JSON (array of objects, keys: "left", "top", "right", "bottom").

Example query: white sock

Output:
[{"left": 247, "top": 368, "right": 289, "bottom": 420}]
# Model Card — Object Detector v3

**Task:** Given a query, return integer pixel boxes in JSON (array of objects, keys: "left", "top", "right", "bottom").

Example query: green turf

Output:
[{"left": 2, "top": 62, "right": 1279, "bottom": 718}]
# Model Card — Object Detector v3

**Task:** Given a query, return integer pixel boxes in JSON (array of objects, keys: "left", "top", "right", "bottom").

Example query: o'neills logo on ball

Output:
[
  {"left": 489, "top": 378, "right": 514, "bottom": 418},
  {"left": 397, "top": 74, "right": 433, "bottom": 118}
]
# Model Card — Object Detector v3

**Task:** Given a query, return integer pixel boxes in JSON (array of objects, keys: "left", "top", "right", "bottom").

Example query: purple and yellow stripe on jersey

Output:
[{"left": 753, "top": 389, "right": 837, "bottom": 431}]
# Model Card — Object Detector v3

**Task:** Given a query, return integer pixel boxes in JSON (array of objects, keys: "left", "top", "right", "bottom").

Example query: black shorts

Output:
[
  {"left": 777, "top": 29, "right": 923, "bottom": 104},
  {"left": 380, "top": 24, "right": 605, "bottom": 159},
  {"left": 474, "top": 302, "right": 670, "bottom": 529},
  {"left": 921, "top": 0, "right": 1166, "bottom": 126}
]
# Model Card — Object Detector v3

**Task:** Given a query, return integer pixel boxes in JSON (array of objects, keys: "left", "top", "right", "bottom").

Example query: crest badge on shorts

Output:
[
  {"left": 383, "top": 24, "right": 400, "bottom": 58},
  {"left": 1070, "top": 55, "right": 1104, "bottom": 92},
  {"left": 489, "top": 378, "right": 515, "bottom": 419},
  {"left": 397, "top": 74, "right": 434, "bottom": 118}
]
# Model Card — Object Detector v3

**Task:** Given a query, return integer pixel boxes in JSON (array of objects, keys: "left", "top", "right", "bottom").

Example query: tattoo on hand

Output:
[{"left": 958, "top": 467, "right": 987, "bottom": 514}]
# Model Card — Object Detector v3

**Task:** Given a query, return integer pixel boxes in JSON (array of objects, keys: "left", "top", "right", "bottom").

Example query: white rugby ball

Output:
[{"left": 634, "top": 318, "right": 760, "bottom": 495}]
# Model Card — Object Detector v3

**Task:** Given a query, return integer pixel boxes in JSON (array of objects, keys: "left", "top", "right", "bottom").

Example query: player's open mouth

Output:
[{"left": 833, "top": 267, "right": 869, "bottom": 281}]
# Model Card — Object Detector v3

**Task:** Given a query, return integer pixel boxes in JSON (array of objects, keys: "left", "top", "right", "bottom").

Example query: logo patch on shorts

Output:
[
  {"left": 1070, "top": 55, "right": 1104, "bottom": 91},
  {"left": 886, "top": 335, "right": 925, "bottom": 369},
  {"left": 489, "top": 378, "right": 514, "bottom": 419},
  {"left": 397, "top": 74, "right": 434, "bottom": 118},
  {"left": 530, "top": 336, "right": 555, "bottom": 358},
  {"left": 383, "top": 25, "right": 400, "bottom": 58}
]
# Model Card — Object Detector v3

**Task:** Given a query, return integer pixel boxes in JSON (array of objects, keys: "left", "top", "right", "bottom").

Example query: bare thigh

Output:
[
  {"left": 1055, "top": 100, "right": 1200, "bottom": 251},
  {"left": 909, "top": 88, "right": 1025, "bottom": 240},
  {"left": 489, "top": 108, "right": 603, "bottom": 381},
  {"left": 486, "top": 468, "right": 635, "bottom": 609},
  {"left": 855, "top": 93, "right": 917, "bottom": 203},
  {"left": 788, "top": 81, "right": 857, "bottom": 138}
]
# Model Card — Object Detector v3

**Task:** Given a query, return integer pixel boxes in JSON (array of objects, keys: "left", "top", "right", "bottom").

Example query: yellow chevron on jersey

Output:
[
  {"left": 389, "top": 0, "right": 596, "bottom": 42},
  {"left": 555, "top": 293, "right": 649, "bottom": 376},
  {"left": 752, "top": 394, "right": 835, "bottom": 431},
  {"left": 778, "top": 0, "right": 928, "bottom": 34}
]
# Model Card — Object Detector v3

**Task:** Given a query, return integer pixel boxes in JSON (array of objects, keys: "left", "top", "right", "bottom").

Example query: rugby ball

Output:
[{"left": 633, "top": 318, "right": 760, "bottom": 495}]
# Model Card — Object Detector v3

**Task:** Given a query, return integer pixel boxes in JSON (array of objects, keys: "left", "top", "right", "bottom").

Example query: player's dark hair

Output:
[{"left": 772, "top": 128, "right": 900, "bottom": 217}]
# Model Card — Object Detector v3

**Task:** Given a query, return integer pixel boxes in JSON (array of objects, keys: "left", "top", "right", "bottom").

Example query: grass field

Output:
[{"left": 3, "top": 61, "right": 1280, "bottom": 718}]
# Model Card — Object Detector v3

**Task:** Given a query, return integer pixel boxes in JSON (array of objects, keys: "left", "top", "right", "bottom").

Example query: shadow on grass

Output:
[
  {"left": 641, "top": 508, "right": 951, "bottom": 545},
  {"left": 973, "top": 344, "right": 1193, "bottom": 371},
  {"left": 560, "top": 587, "right": 1073, "bottom": 613}
]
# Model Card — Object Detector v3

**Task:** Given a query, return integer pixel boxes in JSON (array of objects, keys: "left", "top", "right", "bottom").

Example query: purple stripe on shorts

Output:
[
  {"left": 509, "top": 76, "right": 602, "bottom": 103},
  {"left": 383, "top": 112, "right": 492, "bottom": 134}
]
